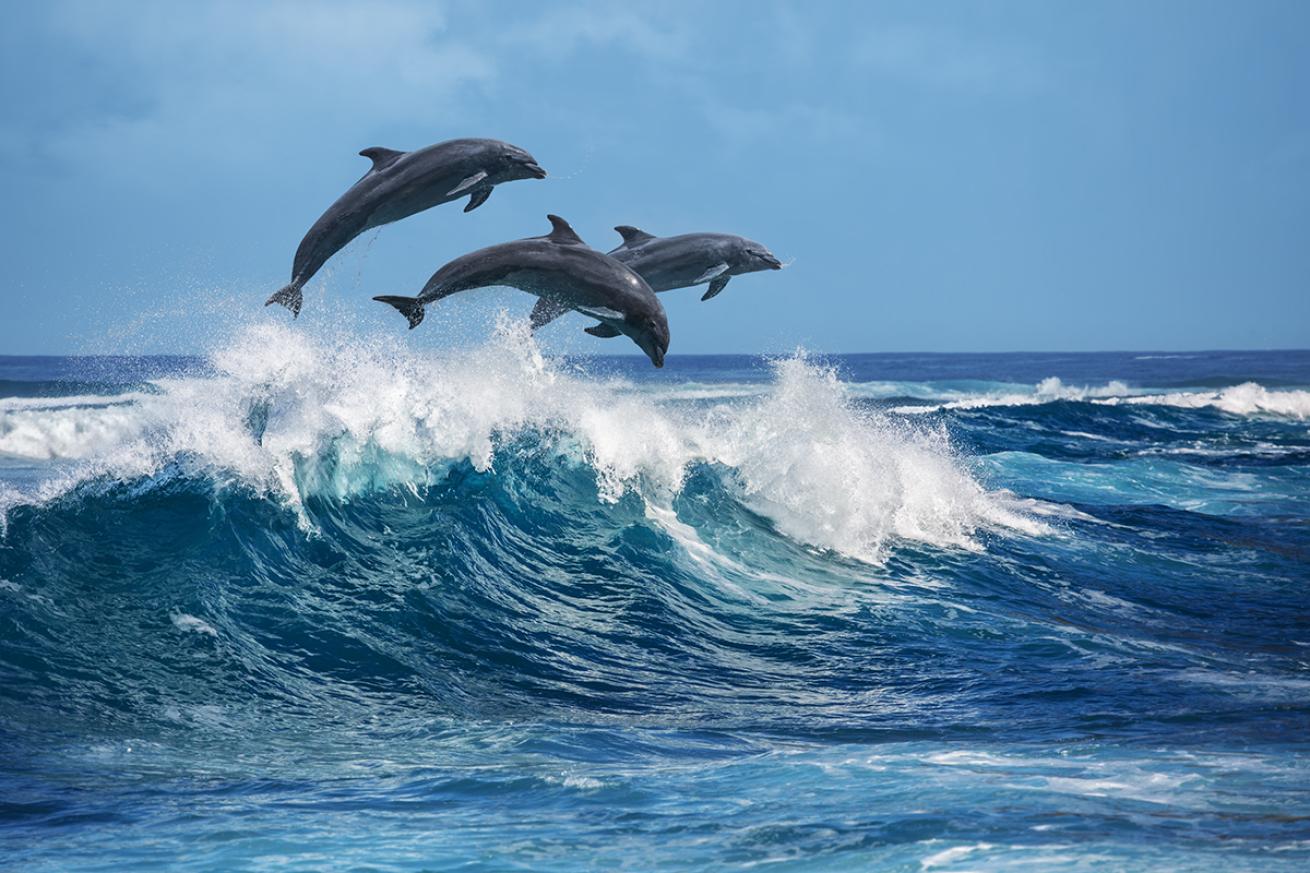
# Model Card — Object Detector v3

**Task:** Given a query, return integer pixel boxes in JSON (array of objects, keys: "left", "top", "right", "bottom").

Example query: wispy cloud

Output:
[
  {"left": 9, "top": 0, "right": 495, "bottom": 182},
  {"left": 698, "top": 100, "right": 867, "bottom": 150},
  {"left": 4, "top": 0, "right": 881, "bottom": 186},
  {"left": 852, "top": 25, "right": 1048, "bottom": 96},
  {"left": 501, "top": 5, "right": 691, "bottom": 62}
]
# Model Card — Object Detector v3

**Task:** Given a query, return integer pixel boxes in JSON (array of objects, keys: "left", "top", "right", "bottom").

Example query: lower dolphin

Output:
[
  {"left": 374, "top": 215, "right": 670, "bottom": 367},
  {"left": 530, "top": 227, "right": 781, "bottom": 331}
]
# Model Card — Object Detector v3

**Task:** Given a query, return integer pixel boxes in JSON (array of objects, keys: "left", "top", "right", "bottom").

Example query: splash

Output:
[
  {"left": 0, "top": 321, "right": 1034, "bottom": 561},
  {"left": 708, "top": 355, "right": 1041, "bottom": 561}
]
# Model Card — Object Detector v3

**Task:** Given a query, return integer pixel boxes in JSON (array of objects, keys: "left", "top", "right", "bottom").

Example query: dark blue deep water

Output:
[{"left": 2, "top": 329, "right": 1308, "bottom": 870}]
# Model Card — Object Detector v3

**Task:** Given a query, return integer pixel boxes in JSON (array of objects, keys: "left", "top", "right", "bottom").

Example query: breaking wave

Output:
[
  {"left": 2, "top": 337, "right": 1306, "bottom": 871},
  {"left": 0, "top": 320, "right": 1036, "bottom": 562},
  {"left": 890, "top": 376, "right": 1310, "bottom": 419}
]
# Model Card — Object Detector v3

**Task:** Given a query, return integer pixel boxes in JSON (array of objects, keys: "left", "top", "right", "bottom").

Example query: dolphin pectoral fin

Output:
[
  {"left": 373, "top": 295, "right": 426, "bottom": 329},
  {"left": 529, "top": 297, "right": 569, "bottom": 331},
  {"left": 701, "top": 275, "right": 731, "bottom": 301},
  {"left": 265, "top": 283, "right": 304, "bottom": 317},
  {"left": 693, "top": 263, "right": 731, "bottom": 285},
  {"left": 447, "top": 171, "right": 488, "bottom": 197},
  {"left": 584, "top": 322, "right": 622, "bottom": 338},
  {"left": 464, "top": 187, "right": 493, "bottom": 213},
  {"left": 578, "top": 305, "right": 625, "bottom": 322}
]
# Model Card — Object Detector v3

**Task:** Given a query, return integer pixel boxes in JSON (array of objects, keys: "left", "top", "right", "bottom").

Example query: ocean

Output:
[{"left": 1, "top": 323, "right": 1308, "bottom": 871}]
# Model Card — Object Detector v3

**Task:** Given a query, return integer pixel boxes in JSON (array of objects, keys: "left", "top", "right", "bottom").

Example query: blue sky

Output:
[{"left": 1, "top": 0, "right": 1307, "bottom": 355}]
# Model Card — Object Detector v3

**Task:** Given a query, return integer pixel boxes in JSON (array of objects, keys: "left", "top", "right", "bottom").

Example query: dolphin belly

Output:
[
  {"left": 614, "top": 259, "right": 711, "bottom": 293},
  {"left": 364, "top": 179, "right": 464, "bottom": 228},
  {"left": 292, "top": 212, "right": 369, "bottom": 283}
]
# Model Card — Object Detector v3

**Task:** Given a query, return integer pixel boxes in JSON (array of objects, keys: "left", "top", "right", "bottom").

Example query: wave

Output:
[
  {"left": 890, "top": 376, "right": 1310, "bottom": 419},
  {"left": 0, "top": 398, "right": 157, "bottom": 460},
  {"left": 0, "top": 320, "right": 1036, "bottom": 562},
  {"left": 1098, "top": 382, "right": 1310, "bottom": 419},
  {"left": 889, "top": 377, "right": 1137, "bottom": 413}
]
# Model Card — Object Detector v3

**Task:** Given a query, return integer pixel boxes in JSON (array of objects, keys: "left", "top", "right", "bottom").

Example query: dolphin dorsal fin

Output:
[
  {"left": 359, "top": 147, "right": 405, "bottom": 171},
  {"left": 614, "top": 225, "right": 656, "bottom": 247},
  {"left": 545, "top": 214, "right": 586, "bottom": 246}
]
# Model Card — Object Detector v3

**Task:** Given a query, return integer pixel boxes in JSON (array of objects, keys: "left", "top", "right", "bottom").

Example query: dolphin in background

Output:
[
  {"left": 529, "top": 226, "right": 782, "bottom": 331},
  {"left": 266, "top": 138, "right": 547, "bottom": 317},
  {"left": 374, "top": 215, "right": 670, "bottom": 367}
]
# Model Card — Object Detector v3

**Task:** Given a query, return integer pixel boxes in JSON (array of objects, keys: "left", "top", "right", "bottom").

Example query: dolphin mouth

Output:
[
  {"left": 763, "top": 255, "right": 783, "bottom": 270},
  {"left": 650, "top": 348, "right": 666, "bottom": 368},
  {"left": 525, "top": 162, "right": 547, "bottom": 179}
]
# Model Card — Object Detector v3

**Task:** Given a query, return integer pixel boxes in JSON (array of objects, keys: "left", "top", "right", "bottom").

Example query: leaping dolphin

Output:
[
  {"left": 529, "top": 227, "right": 781, "bottom": 331},
  {"left": 374, "top": 215, "right": 670, "bottom": 368},
  {"left": 266, "top": 138, "right": 547, "bottom": 317}
]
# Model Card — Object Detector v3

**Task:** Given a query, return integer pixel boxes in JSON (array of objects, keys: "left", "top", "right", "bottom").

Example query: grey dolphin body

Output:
[
  {"left": 266, "top": 138, "right": 547, "bottom": 316},
  {"left": 529, "top": 227, "right": 781, "bottom": 331},
  {"left": 374, "top": 215, "right": 670, "bottom": 367}
]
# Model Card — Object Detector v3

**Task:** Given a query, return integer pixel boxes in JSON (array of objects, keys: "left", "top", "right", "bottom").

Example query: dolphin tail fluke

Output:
[
  {"left": 373, "top": 295, "right": 426, "bottom": 330},
  {"left": 265, "top": 282, "right": 303, "bottom": 317}
]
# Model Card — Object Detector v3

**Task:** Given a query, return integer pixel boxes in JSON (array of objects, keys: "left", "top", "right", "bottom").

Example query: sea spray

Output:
[{"left": 0, "top": 321, "right": 1030, "bottom": 561}]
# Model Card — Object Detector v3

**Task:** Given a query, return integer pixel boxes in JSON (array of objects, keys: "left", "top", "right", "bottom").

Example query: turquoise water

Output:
[{"left": 2, "top": 327, "right": 1308, "bottom": 870}]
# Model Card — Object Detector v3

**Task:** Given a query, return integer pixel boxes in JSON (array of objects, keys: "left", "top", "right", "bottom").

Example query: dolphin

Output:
[
  {"left": 266, "top": 138, "right": 547, "bottom": 317},
  {"left": 374, "top": 215, "right": 670, "bottom": 367},
  {"left": 528, "top": 226, "right": 782, "bottom": 331}
]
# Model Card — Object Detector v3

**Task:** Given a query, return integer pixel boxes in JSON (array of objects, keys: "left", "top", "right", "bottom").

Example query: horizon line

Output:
[{"left": 2, "top": 348, "right": 1309, "bottom": 360}]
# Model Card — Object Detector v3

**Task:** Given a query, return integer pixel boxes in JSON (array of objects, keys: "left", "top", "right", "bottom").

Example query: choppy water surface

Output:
[{"left": 2, "top": 326, "right": 1308, "bottom": 870}]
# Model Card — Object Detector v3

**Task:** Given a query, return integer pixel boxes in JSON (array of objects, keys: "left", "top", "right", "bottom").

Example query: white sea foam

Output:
[
  {"left": 171, "top": 612, "right": 218, "bottom": 637},
  {"left": 0, "top": 320, "right": 1042, "bottom": 563},
  {"left": 891, "top": 377, "right": 1135, "bottom": 414},
  {"left": 0, "top": 403, "right": 155, "bottom": 460},
  {"left": 891, "top": 376, "right": 1310, "bottom": 420},
  {"left": 921, "top": 843, "right": 995, "bottom": 869},
  {"left": 707, "top": 356, "right": 1045, "bottom": 561},
  {"left": 560, "top": 774, "right": 604, "bottom": 790},
  {"left": 1097, "top": 382, "right": 1310, "bottom": 419},
  {"left": 0, "top": 392, "right": 152, "bottom": 412}
]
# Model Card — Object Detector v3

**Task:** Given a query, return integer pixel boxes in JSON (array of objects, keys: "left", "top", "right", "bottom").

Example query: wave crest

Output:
[
  {"left": 1102, "top": 382, "right": 1310, "bottom": 419},
  {"left": 0, "top": 322, "right": 1032, "bottom": 561},
  {"left": 891, "top": 376, "right": 1310, "bottom": 419}
]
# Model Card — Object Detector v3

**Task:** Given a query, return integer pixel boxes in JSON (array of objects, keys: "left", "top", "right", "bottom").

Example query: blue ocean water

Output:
[{"left": 1, "top": 325, "right": 1308, "bottom": 871}]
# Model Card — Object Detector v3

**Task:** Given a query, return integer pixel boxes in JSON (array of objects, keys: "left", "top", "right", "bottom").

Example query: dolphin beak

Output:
[
  {"left": 764, "top": 253, "right": 783, "bottom": 270},
  {"left": 650, "top": 347, "right": 665, "bottom": 368},
  {"left": 525, "top": 162, "right": 547, "bottom": 179}
]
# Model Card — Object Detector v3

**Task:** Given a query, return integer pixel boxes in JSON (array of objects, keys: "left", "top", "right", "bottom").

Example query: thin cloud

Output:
[
  {"left": 500, "top": 5, "right": 692, "bottom": 62},
  {"left": 852, "top": 25, "right": 1048, "bottom": 96},
  {"left": 15, "top": 0, "right": 496, "bottom": 182}
]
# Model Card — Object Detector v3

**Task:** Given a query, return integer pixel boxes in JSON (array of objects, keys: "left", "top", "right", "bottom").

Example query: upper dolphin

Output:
[
  {"left": 266, "top": 138, "right": 547, "bottom": 317},
  {"left": 374, "top": 215, "right": 670, "bottom": 367},
  {"left": 529, "top": 226, "right": 781, "bottom": 331}
]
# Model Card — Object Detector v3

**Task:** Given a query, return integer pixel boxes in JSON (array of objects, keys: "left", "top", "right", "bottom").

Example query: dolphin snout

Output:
[
  {"left": 762, "top": 253, "right": 783, "bottom": 270},
  {"left": 525, "top": 162, "right": 547, "bottom": 179}
]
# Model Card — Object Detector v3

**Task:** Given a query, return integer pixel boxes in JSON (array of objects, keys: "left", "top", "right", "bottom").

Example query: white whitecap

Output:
[
  {"left": 0, "top": 320, "right": 1042, "bottom": 563},
  {"left": 171, "top": 612, "right": 218, "bottom": 637}
]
